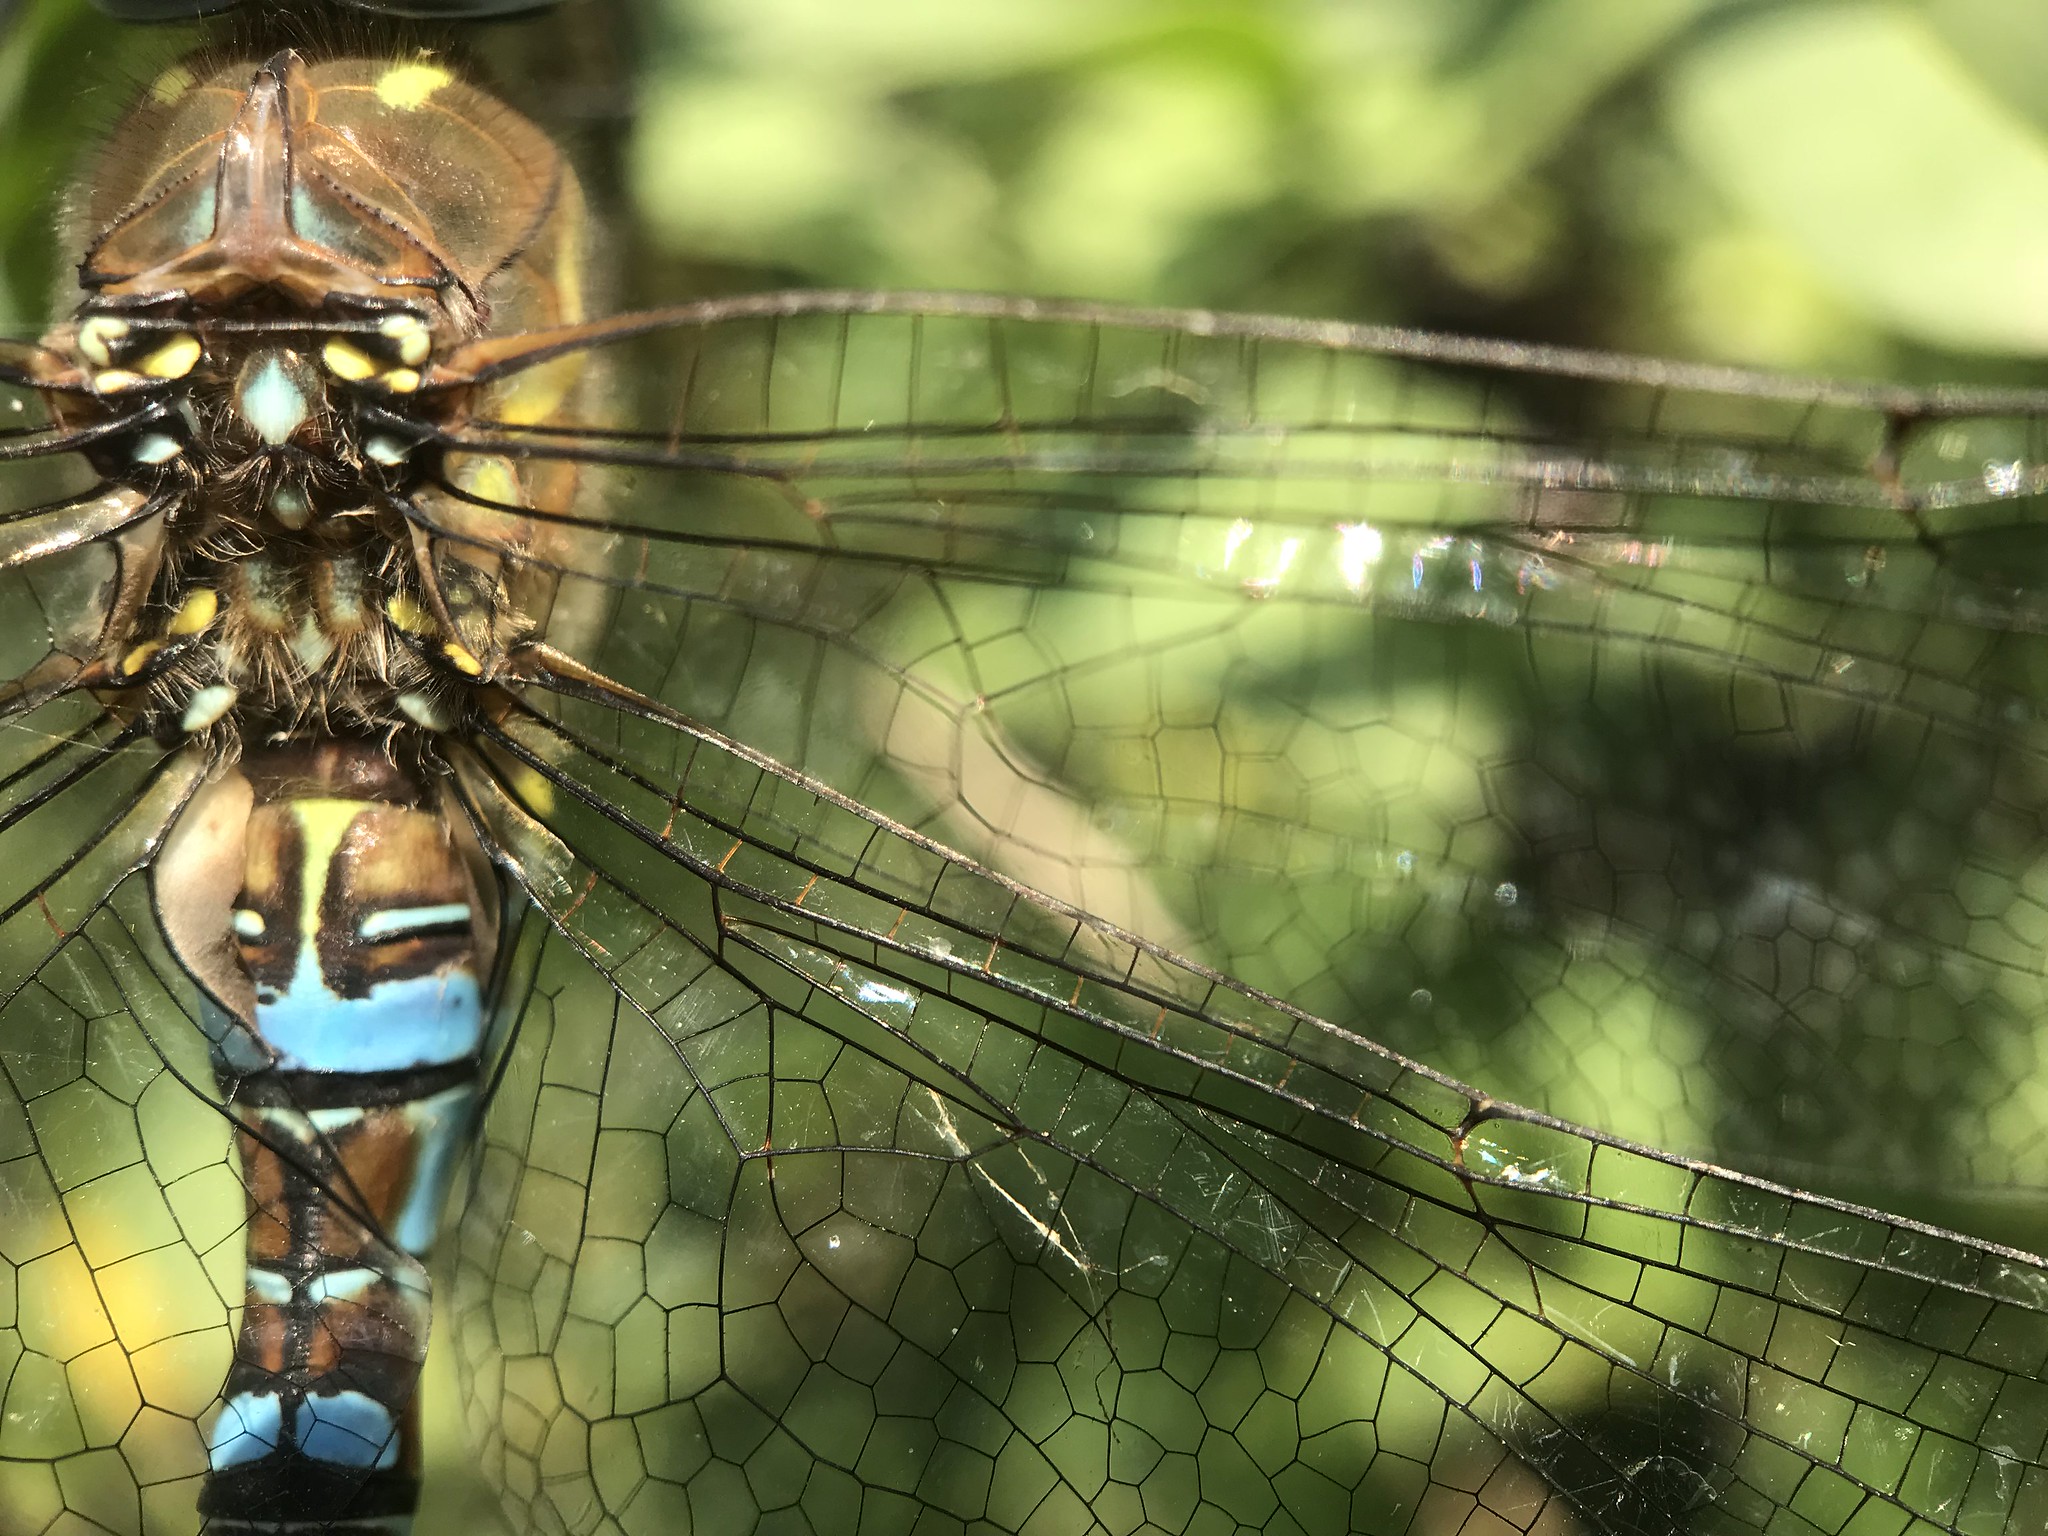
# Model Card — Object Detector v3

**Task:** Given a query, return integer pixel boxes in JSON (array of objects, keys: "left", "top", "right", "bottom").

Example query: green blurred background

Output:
[
  {"left": 6, "top": 0, "right": 2048, "bottom": 1528},
  {"left": 606, "top": 0, "right": 2048, "bottom": 378},
  {"left": 12, "top": 0, "right": 2048, "bottom": 380}
]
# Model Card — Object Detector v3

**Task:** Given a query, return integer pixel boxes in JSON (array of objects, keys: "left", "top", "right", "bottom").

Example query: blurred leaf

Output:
[
  {"left": 1662, "top": 226, "right": 1887, "bottom": 369},
  {"left": 1015, "top": 56, "right": 1276, "bottom": 296},
  {"left": 671, "top": 0, "right": 1141, "bottom": 86},
  {"left": 1668, "top": 3, "right": 2048, "bottom": 354},
  {"left": 1926, "top": 0, "right": 2048, "bottom": 134},
  {"left": 1310, "top": 0, "right": 1725, "bottom": 216}
]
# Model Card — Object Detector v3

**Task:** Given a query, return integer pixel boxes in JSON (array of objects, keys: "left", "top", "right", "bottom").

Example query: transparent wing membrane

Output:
[
  {"left": 443, "top": 691, "right": 2048, "bottom": 1535},
  {"left": 6, "top": 293, "right": 2048, "bottom": 1532},
  {"left": 418, "top": 298, "right": 2048, "bottom": 1204},
  {"left": 0, "top": 734, "right": 235, "bottom": 1526}
]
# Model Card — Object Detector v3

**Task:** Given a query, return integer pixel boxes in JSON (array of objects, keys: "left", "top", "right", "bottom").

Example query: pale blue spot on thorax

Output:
[
  {"left": 237, "top": 350, "right": 311, "bottom": 445},
  {"left": 184, "top": 182, "right": 218, "bottom": 247},
  {"left": 290, "top": 182, "right": 345, "bottom": 253},
  {"left": 132, "top": 432, "right": 182, "bottom": 466},
  {"left": 268, "top": 483, "right": 310, "bottom": 529},
  {"left": 291, "top": 613, "right": 335, "bottom": 671}
]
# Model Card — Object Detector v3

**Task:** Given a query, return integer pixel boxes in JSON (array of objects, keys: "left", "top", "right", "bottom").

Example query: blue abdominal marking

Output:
[
  {"left": 252, "top": 960, "right": 483, "bottom": 1072},
  {"left": 296, "top": 1391, "right": 403, "bottom": 1468},
  {"left": 379, "top": 1086, "right": 477, "bottom": 1254},
  {"left": 170, "top": 750, "right": 491, "bottom": 1531},
  {"left": 210, "top": 1389, "right": 401, "bottom": 1474},
  {"left": 208, "top": 1393, "right": 285, "bottom": 1470}
]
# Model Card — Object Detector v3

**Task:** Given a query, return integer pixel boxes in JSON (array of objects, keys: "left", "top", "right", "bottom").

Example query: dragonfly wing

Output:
[
  {"left": 0, "top": 371, "right": 164, "bottom": 708},
  {"left": 417, "top": 296, "right": 2048, "bottom": 1210},
  {"left": 0, "top": 729, "right": 238, "bottom": 1521},
  {"left": 2, "top": 294, "right": 2044, "bottom": 1530},
  {"left": 443, "top": 695, "right": 2048, "bottom": 1536}
]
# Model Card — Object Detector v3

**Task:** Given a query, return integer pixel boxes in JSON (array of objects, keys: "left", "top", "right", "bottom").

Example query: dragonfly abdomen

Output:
[{"left": 163, "top": 742, "right": 493, "bottom": 1533}]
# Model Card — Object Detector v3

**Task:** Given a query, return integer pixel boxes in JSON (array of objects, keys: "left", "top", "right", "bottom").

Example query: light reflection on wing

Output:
[
  {"left": 2, "top": 296, "right": 2047, "bottom": 1531},
  {"left": 414, "top": 293, "right": 2048, "bottom": 1201}
]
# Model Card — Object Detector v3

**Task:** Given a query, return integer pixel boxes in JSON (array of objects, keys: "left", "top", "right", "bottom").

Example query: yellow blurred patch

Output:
[
  {"left": 509, "top": 763, "right": 555, "bottom": 818},
  {"left": 149, "top": 64, "right": 195, "bottom": 106},
  {"left": 375, "top": 60, "right": 454, "bottom": 112}
]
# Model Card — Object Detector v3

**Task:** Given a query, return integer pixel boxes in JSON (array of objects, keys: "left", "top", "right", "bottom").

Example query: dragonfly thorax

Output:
[
  {"left": 57, "top": 313, "right": 434, "bottom": 518},
  {"left": 26, "top": 45, "right": 593, "bottom": 758},
  {"left": 49, "top": 309, "right": 480, "bottom": 747}
]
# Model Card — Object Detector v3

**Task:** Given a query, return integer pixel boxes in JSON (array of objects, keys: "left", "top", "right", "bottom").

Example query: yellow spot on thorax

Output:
[
  {"left": 375, "top": 60, "right": 454, "bottom": 112},
  {"left": 139, "top": 334, "right": 201, "bottom": 380},
  {"left": 169, "top": 588, "right": 218, "bottom": 636},
  {"left": 455, "top": 457, "right": 521, "bottom": 507},
  {"left": 323, "top": 339, "right": 379, "bottom": 382},
  {"left": 385, "top": 592, "right": 435, "bottom": 636}
]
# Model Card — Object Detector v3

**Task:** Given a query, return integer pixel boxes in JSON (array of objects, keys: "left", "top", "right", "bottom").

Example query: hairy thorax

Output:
[{"left": 24, "top": 47, "right": 592, "bottom": 751}]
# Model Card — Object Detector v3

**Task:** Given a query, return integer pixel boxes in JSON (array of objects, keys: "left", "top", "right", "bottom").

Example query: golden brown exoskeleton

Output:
[
  {"left": 26, "top": 48, "right": 603, "bottom": 1532},
  {"left": 26, "top": 47, "right": 598, "bottom": 747}
]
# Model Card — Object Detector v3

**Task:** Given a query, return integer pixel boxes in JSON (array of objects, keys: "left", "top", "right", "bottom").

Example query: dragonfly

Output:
[{"left": 0, "top": 3, "right": 2044, "bottom": 1534}]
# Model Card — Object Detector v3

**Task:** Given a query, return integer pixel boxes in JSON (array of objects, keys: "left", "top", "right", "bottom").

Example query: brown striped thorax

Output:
[{"left": 27, "top": 48, "right": 591, "bottom": 746}]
